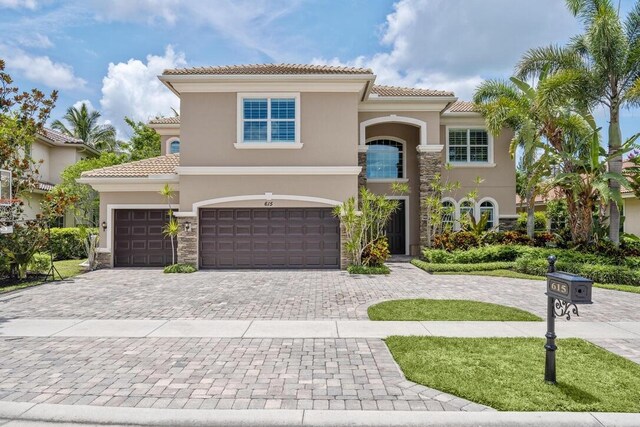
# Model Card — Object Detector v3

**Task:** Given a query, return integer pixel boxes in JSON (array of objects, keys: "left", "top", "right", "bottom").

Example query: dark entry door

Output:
[
  {"left": 386, "top": 200, "right": 406, "bottom": 255},
  {"left": 113, "top": 209, "right": 175, "bottom": 267},
  {"left": 199, "top": 208, "right": 340, "bottom": 269}
]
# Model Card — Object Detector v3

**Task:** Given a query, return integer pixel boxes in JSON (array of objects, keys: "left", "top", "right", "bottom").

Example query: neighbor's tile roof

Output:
[
  {"left": 39, "top": 128, "right": 85, "bottom": 144},
  {"left": 163, "top": 63, "right": 373, "bottom": 76},
  {"left": 149, "top": 116, "right": 180, "bottom": 125},
  {"left": 370, "top": 85, "right": 454, "bottom": 97},
  {"left": 81, "top": 154, "right": 179, "bottom": 178},
  {"left": 445, "top": 101, "right": 478, "bottom": 113}
]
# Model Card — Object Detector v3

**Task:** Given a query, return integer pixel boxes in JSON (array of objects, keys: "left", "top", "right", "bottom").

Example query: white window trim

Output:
[
  {"left": 166, "top": 137, "right": 180, "bottom": 154},
  {"left": 445, "top": 125, "right": 494, "bottom": 166},
  {"left": 386, "top": 195, "right": 410, "bottom": 255},
  {"left": 236, "top": 92, "right": 301, "bottom": 147},
  {"left": 478, "top": 197, "right": 500, "bottom": 229},
  {"left": 365, "top": 136, "right": 407, "bottom": 182},
  {"left": 449, "top": 197, "right": 500, "bottom": 230},
  {"left": 441, "top": 197, "right": 458, "bottom": 230}
]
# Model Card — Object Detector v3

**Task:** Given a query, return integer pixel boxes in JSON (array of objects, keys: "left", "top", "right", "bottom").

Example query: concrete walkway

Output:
[
  {"left": 2, "top": 318, "right": 640, "bottom": 339},
  {"left": 0, "top": 402, "right": 639, "bottom": 426}
]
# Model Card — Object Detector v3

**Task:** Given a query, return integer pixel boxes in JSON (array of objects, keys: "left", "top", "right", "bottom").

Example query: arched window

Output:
[
  {"left": 441, "top": 200, "right": 455, "bottom": 231},
  {"left": 169, "top": 140, "right": 180, "bottom": 154},
  {"left": 480, "top": 201, "right": 496, "bottom": 230},
  {"left": 459, "top": 200, "right": 475, "bottom": 224},
  {"left": 366, "top": 139, "right": 404, "bottom": 180}
]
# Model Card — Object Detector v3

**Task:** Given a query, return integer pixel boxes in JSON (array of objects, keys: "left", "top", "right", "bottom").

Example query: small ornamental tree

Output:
[
  {"left": 335, "top": 185, "right": 407, "bottom": 267},
  {"left": 422, "top": 165, "right": 460, "bottom": 247},
  {"left": 160, "top": 183, "right": 178, "bottom": 265},
  {"left": 124, "top": 117, "right": 161, "bottom": 161}
]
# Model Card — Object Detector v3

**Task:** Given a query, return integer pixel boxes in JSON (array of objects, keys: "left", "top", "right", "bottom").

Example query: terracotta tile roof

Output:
[
  {"left": 81, "top": 154, "right": 179, "bottom": 178},
  {"left": 149, "top": 116, "right": 180, "bottom": 125},
  {"left": 445, "top": 101, "right": 477, "bottom": 113},
  {"left": 163, "top": 63, "right": 373, "bottom": 76},
  {"left": 39, "top": 128, "right": 85, "bottom": 144},
  {"left": 370, "top": 85, "right": 454, "bottom": 97}
]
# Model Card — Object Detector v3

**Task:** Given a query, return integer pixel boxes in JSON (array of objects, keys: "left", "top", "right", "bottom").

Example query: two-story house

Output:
[
  {"left": 23, "top": 128, "right": 99, "bottom": 226},
  {"left": 78, "top": 64, "right": 516, "bottom": 269}
]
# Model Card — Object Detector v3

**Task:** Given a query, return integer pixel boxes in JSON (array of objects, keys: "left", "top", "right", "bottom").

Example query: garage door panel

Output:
[
  {"left": 114, "top": 209, "right": 175, "bottom": 267},
  {"left": 199, "top": 208, "right": 339, "bottom": 269}
]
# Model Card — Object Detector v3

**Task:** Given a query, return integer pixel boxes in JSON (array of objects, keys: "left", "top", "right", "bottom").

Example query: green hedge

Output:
[
  {"left": 412, "top": 259, "right": 515, "bottom": 273},
  {"left": 49, "top": 228, "right": 98, "bottom": 261},
  {"left": 513, "top": 257, "right": 640, "bottom": 286},
  {"left": 347, "top": 264, "right": 391, "bottom": 275},
  {"left": 28, "top": 253, "right": 51, "bottom": 274}
]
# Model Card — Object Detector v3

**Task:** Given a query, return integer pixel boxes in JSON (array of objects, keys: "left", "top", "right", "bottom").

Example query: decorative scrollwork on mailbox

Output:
[{"left": 553, "top": 299, "right": 579, "bottom": 321}]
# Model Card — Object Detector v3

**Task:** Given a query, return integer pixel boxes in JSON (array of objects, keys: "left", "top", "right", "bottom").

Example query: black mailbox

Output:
[{"left": 546, "top": 272, "right": 593, "bottom": 304}]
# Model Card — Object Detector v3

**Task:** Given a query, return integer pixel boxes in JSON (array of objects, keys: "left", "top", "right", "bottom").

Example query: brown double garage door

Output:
[{"left": 199, "top": 208, "right": 340, "bottom": 269}]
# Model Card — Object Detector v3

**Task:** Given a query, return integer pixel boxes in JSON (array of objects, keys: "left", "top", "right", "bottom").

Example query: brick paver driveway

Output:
[
  {"left": 1, "top": 262, "right": 639, "bottom": 412},
  {"left": 2, "top": 263, "right": 639, "bottom": 321}
]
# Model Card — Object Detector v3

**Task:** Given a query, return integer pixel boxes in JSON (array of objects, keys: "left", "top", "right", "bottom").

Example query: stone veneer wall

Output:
[
  {"left": 499, "top": 217, "right": 518, "bottom": 231},
  {"left": 339, "top": 221, "right": 349, "bottom": 270},
  {"left": 95, "top": 251, "right": 111, "bottom": 269},
  {"left": 357, "top": 151, "right": 367, "bottom": 190},
  {"left": 418, "top": 150, "right": 443, "bottom": 249},
  {"left": 177, "top": 216, "right": 199, "bottom": 268}
]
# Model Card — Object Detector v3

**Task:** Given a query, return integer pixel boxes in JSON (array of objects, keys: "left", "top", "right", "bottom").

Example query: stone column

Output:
[
  {"left": 499, "top": 217, "right": 518, "bottom": 231},
  {"left": 95, "top": 251, "right": 112, "bottom": 269},
  {"left": 177, "top": 216, "right": 199, "bottom": 268},
  {"left": 339, "top": 220, "right": 349, "bottom": 270},
  {"left": 418, "top": 146, "right": 444, "bottom": 249},
  {"left": 357, "top": 148, "right": 367, "bottom": 191}
]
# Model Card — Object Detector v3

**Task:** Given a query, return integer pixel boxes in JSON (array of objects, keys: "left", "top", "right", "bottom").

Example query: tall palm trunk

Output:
[
  {"left": 608, "top": 104, "right": 622, "bottom": 244},
  {"left": 526, "top": 187, "right": 536, "bottom": 238}
]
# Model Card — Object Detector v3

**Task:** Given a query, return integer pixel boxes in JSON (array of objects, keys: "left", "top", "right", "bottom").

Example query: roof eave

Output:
[
  {"left": 77, "top": 175, "right": 179, "bottom": 184},
  {"left": 442, "top": 111, "right": 483, "bottom": 117},
  {"left": 365, "top": 95, "right": 458, "bottom": 103}
]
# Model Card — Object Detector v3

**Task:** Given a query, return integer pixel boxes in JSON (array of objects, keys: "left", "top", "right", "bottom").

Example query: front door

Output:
[{"left": 386, "top": 200, "right": 406, "bottom": 255}]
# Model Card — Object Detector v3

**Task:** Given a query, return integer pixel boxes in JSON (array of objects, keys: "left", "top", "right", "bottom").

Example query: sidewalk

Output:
[
  {"left": 0, "top": 402, "right": 639, "bottom": 426},
  {"left": 2, "top": 318, "right": 640, "bottom": 339}
]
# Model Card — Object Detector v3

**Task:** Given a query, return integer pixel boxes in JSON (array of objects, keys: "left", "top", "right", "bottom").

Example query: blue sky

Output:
[{"left": 0, "top": 0, "right": 638, "bottom": 141}]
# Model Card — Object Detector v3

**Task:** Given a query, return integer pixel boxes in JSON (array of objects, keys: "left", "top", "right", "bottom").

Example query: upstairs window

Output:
[
  {"left": 169, "top": 140, "right": 180, "bottom": 154},
  {"left": 447, "top": 128, "right": 490, "bottom": 163},
  {"left": 241, "top": 95, "right": 298, "bottom": 143},
  {"left": 366, "top": 139, "right": 404, "bottom": 180}
]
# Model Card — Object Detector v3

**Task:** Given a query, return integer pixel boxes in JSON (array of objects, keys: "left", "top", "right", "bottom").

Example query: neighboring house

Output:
[
  {"left": 78, "top": 64, "right": 516, "bottom": 269},
  {"left": 22, "top": 128, "right": 99, "bottom": 226},
  {"left": 517, "top": 161, "right": 640, "bottom": 236}
]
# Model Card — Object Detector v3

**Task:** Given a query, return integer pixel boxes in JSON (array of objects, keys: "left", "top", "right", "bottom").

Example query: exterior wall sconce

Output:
[
  {"left": 101, "top": 221, "right": 107, "bottom": 231},
  {"left": 184, "top": 221, "right": 192, "bottom": 232}
]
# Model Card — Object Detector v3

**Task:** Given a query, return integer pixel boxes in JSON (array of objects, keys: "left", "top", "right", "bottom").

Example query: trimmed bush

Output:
[
  {"left": 516, "top": 211, "right": 547, "bottom": 231},
  {"left": 164, "top": 263, "right": 197, "bottom": 273},
  {"left": 433, "top": 232, "right": 479, "bottom": 251},
  {"left": 49, "top": 228, "right": 98, "bottom": 260},
  {"left": 513, "top": 257, "right": 640, "bottom": 286},
  {"left": 362, "top": 237, "right": 390, "bottom": 267},
  {"left": 347, "top": 264, "right": 391, "bottom": 275},
  {"left": 412, "top": 259, "right": 515, "bottom": 273},
  {"left": 27, "top": 253, "right": 51, "bottom": 274}
]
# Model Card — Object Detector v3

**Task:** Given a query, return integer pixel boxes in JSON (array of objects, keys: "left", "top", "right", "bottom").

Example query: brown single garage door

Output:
[
  {"left": 199, "top": 208, "right": 340, "bottom": 269},
  {"left": 114, "top": 209, "right": 175, "bottom": 267}
]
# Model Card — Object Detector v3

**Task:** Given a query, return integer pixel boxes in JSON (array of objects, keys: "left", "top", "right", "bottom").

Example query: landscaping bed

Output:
[
  {"left": 368, "top": 299, "right": 541, "bottom": 321},
  {"left": 385, "top": 336, "right": 640, "bottom": 412},
  {"left": 0, "top": 259, "right": 86, "bottom": 294}
]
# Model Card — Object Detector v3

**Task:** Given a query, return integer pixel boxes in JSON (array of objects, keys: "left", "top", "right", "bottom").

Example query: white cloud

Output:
[
  {"left": 90, "top": 0, "right": 180, "bottom": 25},
  {"left": 99, "top": 45, "right": 185, "bottom": 137},
  {"left": 0, "top": 44, "right": 86, "bottom": 89},
  {"left": 315, "top": 0, "right": 580, "bottom": 100},
  {"left": 72, "top": 99, "right": 95, "bottom": 111},
  {"left": 0, "top": 0, "right": 37, "bottom": 9},
  {"left": 16, "top": 33, "right": 53, "bottom": 48}
]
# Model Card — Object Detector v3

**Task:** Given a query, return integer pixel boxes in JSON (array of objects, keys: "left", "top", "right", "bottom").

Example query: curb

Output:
[{"left": 1, "top": 403, "right": 639, "bottom": 426}]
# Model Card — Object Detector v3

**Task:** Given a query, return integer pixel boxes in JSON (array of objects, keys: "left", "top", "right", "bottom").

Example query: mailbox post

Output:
[{"left": 544, "top": 256, "right": 593, "bottom": 384}]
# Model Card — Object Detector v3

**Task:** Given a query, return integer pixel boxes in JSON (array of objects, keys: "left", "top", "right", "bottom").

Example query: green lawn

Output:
[
  {"left": 0, "top": 259, "right": 86, "bottom": 294},
  {"left": 433, "top": 269, "right": 640, "bottom": 294},
  {"left": 368, "top": 299, "right": 541, "bottom": 321},
  {"left": 386, "top": 336, "right": 640, "bottom": 412}
]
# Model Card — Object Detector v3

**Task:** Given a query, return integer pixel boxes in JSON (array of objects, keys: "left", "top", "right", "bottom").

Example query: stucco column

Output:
[
  {"left": 177, "top": 216, "right": 199, "bottom": 268},
  {"left": 418, "top": 146, "right": 444, "bottom": 249}
]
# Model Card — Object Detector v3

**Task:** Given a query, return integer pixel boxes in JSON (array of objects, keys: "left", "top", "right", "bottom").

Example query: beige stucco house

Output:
[
  {"left": 22, "top": 128, "right": 98, "bottom": 226},
  {"left": 79, "top": 64, "right": 516, "bottom": 269}
]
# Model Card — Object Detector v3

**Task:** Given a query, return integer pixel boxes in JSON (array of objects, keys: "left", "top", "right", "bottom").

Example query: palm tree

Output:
[
  {"left": 516, "top": 0, "right": 640, "bottom": 244},
  {"left": 473, "top": 77, "right": 551, "bottom": 238},
  {"left": 51, "top": 103, "right": 117, "bottom": 151}
]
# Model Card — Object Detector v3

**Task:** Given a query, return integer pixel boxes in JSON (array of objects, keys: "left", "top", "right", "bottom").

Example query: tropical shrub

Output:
[
  {"left": 412, "top": 259, "right": 515, "bottom": 273},
  {"left": 0, "top": 221, "right": 48, "bottom": 279},
  {"left": 49, "top": 227, "right": 98, "bottom": 260},
  {"left": 163, "top": 263, "right": 197, "bottom": 274},
  {"left": 533, "top": 232, "right": 557, "bottom": 247},
  {"left": 362, "top": 237, "right": 390, "bottom": 267},
  {"left": 516, "top": 212, "right": 547, "bottom": 231},
  {"left": 347, "top": 264, "right": 391, "bottom": 275},
  {"left": 432, "top": 232, "right": 479, "bottom": 251},
  {"left": 28, "top": 253, "right": 51, "bottom": 274}
]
